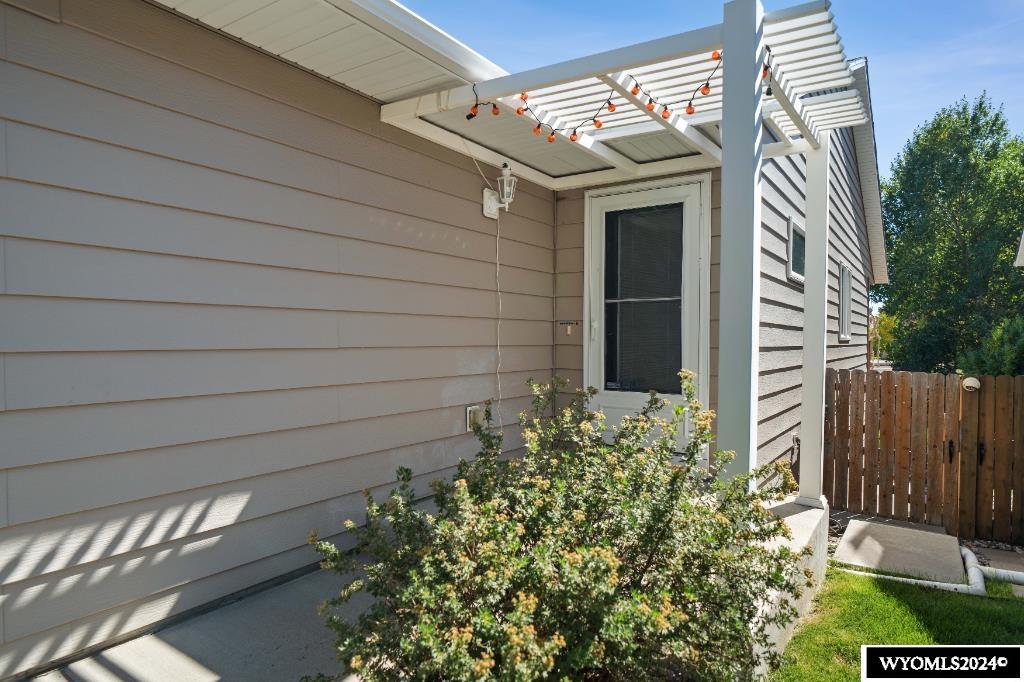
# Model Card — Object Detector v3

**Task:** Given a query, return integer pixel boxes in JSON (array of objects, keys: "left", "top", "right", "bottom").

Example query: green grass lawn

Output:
[{"left": 772, "top": 568, "right": 1024, "bottom": 682}]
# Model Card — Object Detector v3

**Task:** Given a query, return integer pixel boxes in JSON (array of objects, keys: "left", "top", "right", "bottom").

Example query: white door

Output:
[{"left": 584, "top": 178, "right": 710, "bottom": 436}]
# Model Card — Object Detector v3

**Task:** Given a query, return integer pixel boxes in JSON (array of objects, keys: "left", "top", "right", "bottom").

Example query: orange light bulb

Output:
[
  {"left": 516, "top": 106, "right": 525, "bottom": 115},
  {"left": 646, "top": 98, "right": 655, "bottom": 111},
  {"left": 607, "top": 102, "right": 616, "bottom": 113},
  {"left": 686, "top": 103, "right": 695, "bottom": 115},
  {"left": 547, "top": 132, "right": 556, "bottom": 143},
  {"left": 700, "top": 83, "right": 711, "bottom": 96},
  {"left": 593, "top": 118, "right": 603, "bottom": 128},
  {"left": 569, "top": 132, "right": 578, "bottom": 142},
  {"left": 762, "top": 65, "right": 770, "bottom": 80},
  {"left": 519, "top": 91, "right": 529, "bottom": 101},
  {"left": 470, "top": 105, "right": 479, "bottom": 116},
  {"left": 661, "top": 106, "right": 670, "bottom": 119},
  {"left": 533, "top": 124, "right": 542, "bottom": 136},
  {"left": 711, "top": 50, "right": 721, "bottom": 61},
  {"left": 491, "top": 104, "right": 500, "bottom": 116},
  {"left": 631, "top": 85, "right": 641, "bottom": 96}
]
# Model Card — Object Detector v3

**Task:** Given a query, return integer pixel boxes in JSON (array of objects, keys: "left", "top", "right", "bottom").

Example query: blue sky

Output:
[{"left": 401, "top": 0, "right": 1024, "bottom": 180}]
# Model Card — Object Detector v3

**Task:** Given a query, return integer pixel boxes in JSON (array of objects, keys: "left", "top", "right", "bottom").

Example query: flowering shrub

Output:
[{"left": 311, "top": 372, "right": 807, "bottom": 680}]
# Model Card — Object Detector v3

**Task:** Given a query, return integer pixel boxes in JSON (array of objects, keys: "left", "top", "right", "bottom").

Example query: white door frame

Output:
[{"left": 583, "top": 173, "right": 712, "bottom": 414}]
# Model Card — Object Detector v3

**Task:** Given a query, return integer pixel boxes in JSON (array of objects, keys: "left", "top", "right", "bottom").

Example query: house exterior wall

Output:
[{"left": 0, "top": 0, "right": 556, "bottom": 675}]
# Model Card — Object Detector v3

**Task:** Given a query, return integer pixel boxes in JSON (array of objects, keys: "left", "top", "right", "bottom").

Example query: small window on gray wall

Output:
[
  {"left": 839, "top": 263, "right": 852, "bottom": 342},
  {"left": 787, "top": 218, "right": 805, "bottom": 284}
]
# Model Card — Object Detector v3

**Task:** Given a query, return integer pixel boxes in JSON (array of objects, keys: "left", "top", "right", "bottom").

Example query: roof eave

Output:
[{"left": 847, "top": 57, "right": 888, "bottom": 285}]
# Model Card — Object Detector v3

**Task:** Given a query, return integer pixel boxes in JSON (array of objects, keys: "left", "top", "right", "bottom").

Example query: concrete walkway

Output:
[
  {"left": 35, "top": 570, "right": 360, "bottom": 682},
  {"left": 835, "top": 518, "right": 965, "bottom": 583}
]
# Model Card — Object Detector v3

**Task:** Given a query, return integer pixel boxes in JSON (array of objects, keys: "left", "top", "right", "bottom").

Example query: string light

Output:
[{"left": 464, "top": 50, "right": 730, "bottom": 142}]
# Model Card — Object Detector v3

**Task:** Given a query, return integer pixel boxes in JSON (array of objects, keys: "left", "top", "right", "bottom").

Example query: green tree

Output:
[
  {"left": 874, "top": 95, "right": 1024, "bottom": 372},
  {"left": 957, "top": 316, "right": 1024, "bottom": 376},
  {"left": 871, "top": 311, "right": 897, "bottom": 360}
]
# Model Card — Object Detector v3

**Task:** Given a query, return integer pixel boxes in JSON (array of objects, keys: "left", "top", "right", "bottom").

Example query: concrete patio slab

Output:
[
  {"left": 983, "top": 548, "right": 1024, "bottom": 598},
  {"left": 835, "top": 519, "right": 965, "bottom": 583},
  {"left": 38, "top": 569, "right": 362, "bottom": 682}
]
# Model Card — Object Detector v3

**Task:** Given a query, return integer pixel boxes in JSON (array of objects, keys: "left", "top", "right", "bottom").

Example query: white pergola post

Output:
[
  {"left": 797, "top": 134, "right": 832, "bottom": 507},
  {"left": 717, "top": 0, "right": 765, "bottom": 480}
]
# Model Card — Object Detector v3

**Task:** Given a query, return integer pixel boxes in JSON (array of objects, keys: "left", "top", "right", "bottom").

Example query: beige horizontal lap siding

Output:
[
  {"left": 757, "top": 145, "right": 807, "bottom": 469},
  {"left": 553, "top": 170, "right": 721, "bottom": 414},
  {"left": 0, "top": 1, "right": 556, "bottom": 675},
  {"left": 826, "top": 127, "right": 872, "bottom": 370}
]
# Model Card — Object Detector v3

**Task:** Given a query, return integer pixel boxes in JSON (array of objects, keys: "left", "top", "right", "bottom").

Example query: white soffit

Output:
[
  {"left": 849, "top": 58, "right": 888, "bottom": 285},
  {"left": 154, "top": 0, "right": 505, "bottom": 102}
]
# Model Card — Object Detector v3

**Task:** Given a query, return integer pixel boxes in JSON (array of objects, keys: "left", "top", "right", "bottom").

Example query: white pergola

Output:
[{"left": 382, "top": 0, "right": 871, "bottom": 507}]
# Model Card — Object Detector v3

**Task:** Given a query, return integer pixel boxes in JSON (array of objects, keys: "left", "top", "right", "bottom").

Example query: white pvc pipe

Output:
[
  {"left": 839, "top": 547, "right": 986, "bottom": 596},
  {"left": 979, "top": 564, "right": 1024, "bottom": 585}
]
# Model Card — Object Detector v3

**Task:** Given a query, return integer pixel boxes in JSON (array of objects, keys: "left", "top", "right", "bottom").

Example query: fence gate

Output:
[{"left": 823, "top": 369, "right": 1024, "bottom": 542}]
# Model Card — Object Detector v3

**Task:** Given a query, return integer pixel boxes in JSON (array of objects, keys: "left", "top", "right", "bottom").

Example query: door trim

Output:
[{"left": 582, "top": 173, "right": 712, "bottom": 408}]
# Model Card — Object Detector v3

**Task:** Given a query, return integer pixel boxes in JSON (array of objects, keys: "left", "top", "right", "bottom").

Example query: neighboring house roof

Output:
[{"left": 848, "top": 58, "right": 888, "bottom": 285}]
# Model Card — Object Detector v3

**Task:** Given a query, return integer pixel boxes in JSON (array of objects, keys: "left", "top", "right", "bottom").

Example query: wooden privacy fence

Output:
[{"left": 823, "top": 369, "right": 1024, "bottom": 542}]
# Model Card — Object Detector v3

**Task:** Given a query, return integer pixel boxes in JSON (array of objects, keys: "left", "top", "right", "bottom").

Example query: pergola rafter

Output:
[
  {"left": 598, "top": 72, "right": 722, "bottom": 162},
  {"left": 380, "top": 0, "right": 865, "bottom": 190}
]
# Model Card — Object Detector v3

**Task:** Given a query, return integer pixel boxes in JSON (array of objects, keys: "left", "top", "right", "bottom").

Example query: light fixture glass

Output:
[{"left": 497, "top": 162, "right": 517, "bottom": 210}]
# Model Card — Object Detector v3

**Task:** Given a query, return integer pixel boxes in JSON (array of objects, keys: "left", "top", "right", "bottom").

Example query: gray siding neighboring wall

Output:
[
  {"left": 756, "top": 127, "right": 874, "bottom": 469},
  {"left": 827, "top": 127, "right": 873, "bottom": 369},
  {"left": 0, "top": 0, "right": 555, "bottom": 676},
  {"left": 757, "top": 143, "right": 808, "bottom": 469}
]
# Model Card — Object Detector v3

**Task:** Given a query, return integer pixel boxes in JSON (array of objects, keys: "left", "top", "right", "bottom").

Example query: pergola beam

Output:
[
  {"left": 599, "top": 72, "right": 722, "bottom": 162},
  {"left": 767, "top": 67, "right": 820, "bottom": 147},
  {"left": 382, "top": 24, "right": 723, "bottom": 122},
  {"left": 495, "top": 98, "right": 641, "bottom": 175}
]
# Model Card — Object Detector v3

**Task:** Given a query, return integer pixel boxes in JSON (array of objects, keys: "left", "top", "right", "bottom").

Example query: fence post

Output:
[
  {"left": 926, "top": 373, "right": 945, "bottom": 526},
  {"left": 849, "top": 370, "right": 865, "bottom": 513},
  {"left": 993, "top": 376, "right": 1014, "bottom": 541},
  {"left": 943, "top": 374, "right": 960, "bottom": 536},
  {"left": 835, "top": 369, "right": 851, "bottom": 510},
  {"left": 823, "top": 368, "right": 837, "bottom": 507},
  {"left": 879, "top": 371, "right": 896, "bottom": 518},
  {"left": 976, "top": 376, "right": 996, "bottom": 539},
  {"left": 864, "top": 370, "right": 880, "bottom": 516},
  {"left": 894, "top": 372, "right": 912, "bottom": 520},
  {"left": 959, "top": 378, "right": 980, "bottom": 540}
]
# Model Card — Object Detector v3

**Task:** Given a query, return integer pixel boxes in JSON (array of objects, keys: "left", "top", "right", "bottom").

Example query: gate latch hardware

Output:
[{"left": 948, "top": 439, "right": 954, "bottom": 464}]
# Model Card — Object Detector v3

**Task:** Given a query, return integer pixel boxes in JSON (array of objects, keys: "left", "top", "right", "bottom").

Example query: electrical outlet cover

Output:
[
  {"left": 482, "top": 188, "right": 500, "bottom": 219},
  {"left": 466, "top": 405, "right": 485, "bottom": 432}
]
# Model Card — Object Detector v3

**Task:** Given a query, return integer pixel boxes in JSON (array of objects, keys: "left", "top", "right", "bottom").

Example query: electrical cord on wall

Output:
[{"left": 463, "top": 141, "right": 505, "bottom": 424}]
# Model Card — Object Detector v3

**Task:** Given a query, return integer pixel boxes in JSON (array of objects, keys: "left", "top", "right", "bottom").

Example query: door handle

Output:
[{"left": 590, "top": 319, "right": 599, "bottom": 341}]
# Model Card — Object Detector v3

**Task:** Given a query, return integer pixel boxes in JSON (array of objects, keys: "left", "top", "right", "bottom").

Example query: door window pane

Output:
[{"left": 604, "top": 204, "right": 683, "bottom": 395}]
